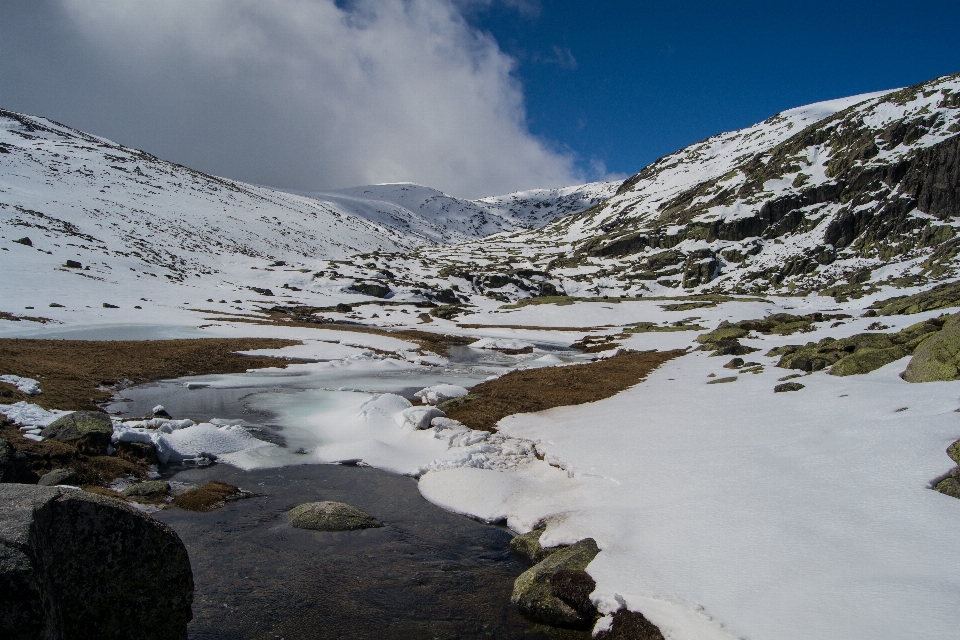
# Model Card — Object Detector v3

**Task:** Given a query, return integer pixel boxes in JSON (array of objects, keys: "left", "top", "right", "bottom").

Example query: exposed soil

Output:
[
  {"left": 0, "top": 337, "right": 301, "bottom": 411},
  {"left": 445, "top": 349, "right": 686, "bottom": 432}
]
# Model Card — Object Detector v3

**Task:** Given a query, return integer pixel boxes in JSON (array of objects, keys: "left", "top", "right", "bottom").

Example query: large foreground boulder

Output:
[
  {"left": 902, "top": 313, "right": 960, "bottom": 382},
  {"left": 40, "top": 411, "right": 113, "bottom": 454},
  {"left": 0, "top": 484, "right": 193, "bottom": 640},
  {"left": 511, "top": 537, "right": 600, "bottom": 629},
  {"left": 0, "top": 438, "right": 37, "bottom": 484}
]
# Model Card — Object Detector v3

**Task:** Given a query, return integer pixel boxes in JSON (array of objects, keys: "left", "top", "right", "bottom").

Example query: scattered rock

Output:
[
  {"left": 771, "top": 317, "right": 944, "bottom": 376},
  {"left": 348, "top": 282, "right": 392, "bottom": 298},
  {"left": 872, "top": 280, "right": 960, "bottom": 316},
  {"left": 122, "top": 480, "right": 171, "bottom": 502},
  {"left": 903, "top": 313, "right": 960, "bottom": 382},
  {"left": 37, "top": 468, "right": 78, "bottom": 487},
  {"left": 707, "top": 376, "right": 737, "bottom": 384},
  {"left": 40, "top": 411, "right": 113, "bottom": 454},
  {"left": 696, "top": 323, "right": 749, "bottom": 344},
  {"left": 511, "top": 537, "right": 600, "bottom": 629},
  {"left": 64, "top": 260, "right": 81, "bottom": 269},
  {"left": 595, "top": 609, "right": 665, "bottom": 640},
  {"left": 948, "top": 438, "right": 960, "bottom": 465},
  {"left": 13, "top": 237, "right": 32, "bottom": 246},
  {"left": 335, "top": 303, "right": 353, "bottom": 312},
  {"left": 723, "top": 357, "right": 745, "bottom": 369},
  {"left": 172, "top": 481, "right": 247, "bottom": 513},
  {"left": 774, "top": 382, "right": 805, "bottom": 392},
  {"left": 0, "top": 484, "right": 193, "bottom": 639},
  {"left": 288, "top": 501, "right": 383, "bottom": 531},
  {"left": 778, "top": 373, "right": 804, "bottom": 382}
]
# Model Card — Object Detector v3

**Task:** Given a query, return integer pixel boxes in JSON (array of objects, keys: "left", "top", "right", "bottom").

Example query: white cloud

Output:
[{"left": 55, "top": 0, "right": 580, "bottom": 198}]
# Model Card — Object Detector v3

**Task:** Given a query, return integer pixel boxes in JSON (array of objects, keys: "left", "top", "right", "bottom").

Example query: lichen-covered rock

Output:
[
  {"left": 0, "top": 438, "right": 36, "bottom": 484},
  {"left": 828, "top": 345, "right": 909, "bottom": 376},
  {"left": 511, "top": 537, "right": 600, "bottom": 629},
  {"left": 510, "top": 528, "right": 566, "bottom": 565},
  {"left": 0, "top": 483, "right": 193, "bottom": 639},
  {"left": 948, "top": 439, "right": 960, "bottom": 465},
  {"left": 288, "top": 501, "right": 383, "bottom": 531},
  {"left": 935, "top": 476, "right": 960, "bottom": 499},
  {"left": 122, "top": 480, "right": 171, "bottom": 500},
  {"left": 40, "top": 411, "right": 113, "bottom": 454},
  {"left": 595, "top": 609, "right": 665, "bottom": 640},
  {"left": 774, "top": 382, "right": 805, "bottom": 393},
  {"left": 37, "top": 468, "right": 78, "bottom": 487},
  {"left": 172, "top": 481, "right": 246, "bottom": 513},
  {"left": 695, "top": 323, "right": 749, "bottom": 344},
  {"left": 903, "top": 313, "right": 960, "bottom": 382}
]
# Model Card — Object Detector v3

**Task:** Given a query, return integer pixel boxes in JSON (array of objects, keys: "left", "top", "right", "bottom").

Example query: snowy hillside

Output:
[{"left": 499, "top": 72, "right": 960, "bottom": 299}]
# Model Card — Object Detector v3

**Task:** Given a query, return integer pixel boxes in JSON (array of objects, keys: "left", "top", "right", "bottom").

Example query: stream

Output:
[{"left": 104, "top": 337, "right": 585, "bottom": 639}]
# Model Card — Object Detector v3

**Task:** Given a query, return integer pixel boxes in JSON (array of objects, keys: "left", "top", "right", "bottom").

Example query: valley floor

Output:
[{"left": 3, "top": 292, "right": 960, "bottom": 639}]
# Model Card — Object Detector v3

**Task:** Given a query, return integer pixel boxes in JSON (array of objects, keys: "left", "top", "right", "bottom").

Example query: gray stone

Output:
[
  {"left": 288, "top": 501, "right": 383, "bottom": 531},
  {"left": 37, "top": 469, "right": 78, "bottom": 487},
  {"left": 40, "top": 411, "right": 113, "bottom": 454},
  {"left": 511, "top": 537, "right": 600, "bottom": 629},
  {"left": 0, "top": 484, "right": 193, "bottom": 639}
]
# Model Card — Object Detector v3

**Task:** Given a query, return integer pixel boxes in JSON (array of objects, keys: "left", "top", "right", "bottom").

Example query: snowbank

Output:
[
  {"left": 0, "top": 375, "right": 41, "bottom": 395},
  {"left": 414, "top": 384, "right": 468, "bottom": 405}
]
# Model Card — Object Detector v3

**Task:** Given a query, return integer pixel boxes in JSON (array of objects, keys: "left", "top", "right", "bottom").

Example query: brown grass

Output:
[
  {"left": 0, "top": 337, "right": 301, "bottom": 411},
  {"left": 173, "top": 481, "right": 246, "bottom": 512},
  {"left": 0, "top": 419, "right": 148, "bottom": 485},
  {"left": 445, "top": 349, "right": 686, "bottom": 432}
]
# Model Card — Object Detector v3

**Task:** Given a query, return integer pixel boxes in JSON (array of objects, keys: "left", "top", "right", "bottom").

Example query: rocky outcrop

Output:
[
  {"left": 510, "top": 528, "right": 565, "bottom": 565},
  {"left": 287, "top": 501, "right": 383, "bottom": 531},
  {"left": 511, "top": 537, "right": 600, "bottom": 629},
  {"left": 40, "top": 411, "right": 113, "bottom": 454},
  {"left": 902, "top": 313, "right": 960, "bottom": 382},
  {"left": 0, "top": 484, "right": 193, "bottom": 639}
]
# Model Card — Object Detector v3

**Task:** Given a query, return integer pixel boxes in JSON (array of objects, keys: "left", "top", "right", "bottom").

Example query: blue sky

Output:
[
  {"left": 467, "top": 0, "right": 960, "bottom": 180},
  {"left": 1, "top": 1, "right": 958, "bottom": 198}
]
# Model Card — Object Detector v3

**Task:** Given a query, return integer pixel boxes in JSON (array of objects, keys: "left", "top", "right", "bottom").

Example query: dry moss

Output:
[
  {"left": 445, "top": 349, "right": 685, "bottom": 432},
  {"left": 173, "top": 481, "right": 247, "bottom": 513},
  {"left": 0, "top": 337, "right": 301, "bottom": 411}
]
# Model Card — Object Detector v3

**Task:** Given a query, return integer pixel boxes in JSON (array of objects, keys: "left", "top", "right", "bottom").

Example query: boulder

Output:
[
  {"left": 595, "top": 609, "right": 665, "bottom": 640},
  {"left": 40, "top": 411, "right": 113, "bottom": 454},
  {"left": 37, "top": 469, "right": 78, "bottom": 487},
  {"left": 511, "top": 537, "right": 600, "bottom": 629},
  {"left": 287, "top": 501, "right": 383, "bottom": 531},
  {"left": 510, "top": 528, "right": 566, "bottom": 565},
  {"left": 0, "top": 439, "right": 36, "bottom": 484},
  {"left": 774, "top": 382, "right": 805, "bottom": 393},
  {"left": 0, "top": 484, "right": 193, "bottom": 639},
  {"left": 122, "top": 480, "right": 171, "bottom": 501},
  {"left": 935, "top": 476, "right": 960, "bottom": 499},
  {"left": 903, "top": 313, "right": 960, "bottom": 382}
]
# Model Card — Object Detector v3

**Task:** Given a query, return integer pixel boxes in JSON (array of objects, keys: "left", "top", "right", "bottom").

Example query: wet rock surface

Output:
[
  {"left": 157, "top": 463, "right": 549, "bottom": 640},
  {"left": 0, "top": 483, "right": 193, "bottom": 640}
]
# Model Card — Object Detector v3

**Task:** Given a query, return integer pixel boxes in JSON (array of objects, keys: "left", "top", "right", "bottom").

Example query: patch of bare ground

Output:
[
  {"left": 456, "top": 324, "right": 603, "bottom": 332},
  {"left": 0, "top": 337, "right": 301, "bottom": 411},
  {"left": 444, "top": 349, "right": 686, "bottom": 432}
]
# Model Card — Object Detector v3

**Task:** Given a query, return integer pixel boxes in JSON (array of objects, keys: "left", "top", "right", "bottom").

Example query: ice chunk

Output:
[
  {"left": 414, "top": 384, "right": 469, "bottom": 405},
  {"left": 396, "top": 406, "right": 446, "bottom": 430},
  {"left": 469, "top": 337, "right": 533, "bottom": 351}
]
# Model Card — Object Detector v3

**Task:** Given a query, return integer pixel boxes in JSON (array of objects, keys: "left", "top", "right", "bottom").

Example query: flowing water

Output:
[{"left": 106, "top": 338, "right": 584, "bottom": 639}]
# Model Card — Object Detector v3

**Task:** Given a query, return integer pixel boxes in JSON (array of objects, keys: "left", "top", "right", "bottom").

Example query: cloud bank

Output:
[{"left": 1, "top": 0, "right": 582, "bottom": 198}]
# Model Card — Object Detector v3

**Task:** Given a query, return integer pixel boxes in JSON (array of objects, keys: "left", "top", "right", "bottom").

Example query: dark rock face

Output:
[
  {"left": 0, "top": 438, "right": 37, "bottom": 484},
  {"left": 0, "top": 484, "right": 193, "bottom": 640},
  {"left": 287, "top": 501, "right": 383, "bottom": 532},
  {"left": 511, "top": 537, "right": 600, "bottom": 629},
  {"left": 348, "top": 282, "right": 392, "bottom": 298},
  {"left": 40, "top": 411, "right": 113, "bottom": 454}
]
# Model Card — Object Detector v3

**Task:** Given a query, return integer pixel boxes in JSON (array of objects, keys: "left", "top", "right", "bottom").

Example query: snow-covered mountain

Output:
[{"left": 480, "top": 72, "right": 960, "bottom": 300}]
